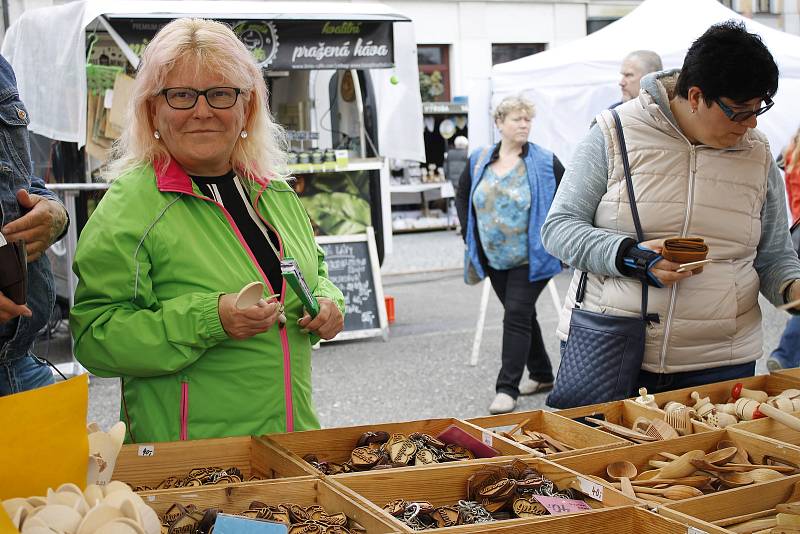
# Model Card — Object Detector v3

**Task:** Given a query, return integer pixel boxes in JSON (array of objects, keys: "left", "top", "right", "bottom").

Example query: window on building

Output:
[
  {"left": 754, "top": 0, "right": 776, "bottom": 13},
  {"left": 491, "top": 43, "right": 546, "bottom": 66},
  {"left": 417, "top": 44, "right": 450, "bottom": 102},
  {"left": 586, "top": 17, "right": 618, "bottom": 34},
  {"left": 719, "top": 0, "right": 734, "bottom": 8}
]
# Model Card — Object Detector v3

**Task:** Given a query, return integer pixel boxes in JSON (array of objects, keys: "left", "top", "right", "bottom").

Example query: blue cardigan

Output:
[{"left": 464, "top": 142, "right": 562, "bottom": 282}]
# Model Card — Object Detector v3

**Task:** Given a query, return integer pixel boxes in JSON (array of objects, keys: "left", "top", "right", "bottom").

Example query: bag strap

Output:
[{"left": 576, "top": 110, "right": 655, "bottom": 323}]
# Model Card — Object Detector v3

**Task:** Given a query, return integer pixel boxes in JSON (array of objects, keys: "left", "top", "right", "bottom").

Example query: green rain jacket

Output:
[{"left": 70, "top": 159, "right": 344, "bottom": 443}]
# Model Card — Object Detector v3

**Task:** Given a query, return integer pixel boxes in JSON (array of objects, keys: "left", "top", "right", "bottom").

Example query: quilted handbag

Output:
[{"left": 547, "top": 109, "right": 654, "bottom": 409}]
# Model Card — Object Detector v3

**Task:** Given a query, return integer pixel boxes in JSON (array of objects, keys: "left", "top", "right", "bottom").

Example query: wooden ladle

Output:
[
  {"left": 705, "top": 447, "right": 738, "bottom": 465},
  {"left": 656, "top": 450, "right": 706, "bottom": 479},
  {"left": 606, "top": 461, "right": 637, "bottom": 498},
  {"left": 717, "top": 440, "right": 750, "bottom": 464}
]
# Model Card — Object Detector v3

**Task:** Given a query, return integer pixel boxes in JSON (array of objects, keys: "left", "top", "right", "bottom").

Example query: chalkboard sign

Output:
[{"left": 317, "top": 227, "right": 388, "bottom": 341}]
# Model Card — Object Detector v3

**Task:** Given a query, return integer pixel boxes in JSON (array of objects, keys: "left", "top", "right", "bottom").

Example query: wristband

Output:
[{"left": 623, "top": 244, "right": 664, "bottom": 288}]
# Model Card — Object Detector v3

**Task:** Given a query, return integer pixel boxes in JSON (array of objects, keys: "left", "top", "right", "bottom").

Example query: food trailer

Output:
[{"left": 2, "top": 0, "right": 424, "bottom": 323}]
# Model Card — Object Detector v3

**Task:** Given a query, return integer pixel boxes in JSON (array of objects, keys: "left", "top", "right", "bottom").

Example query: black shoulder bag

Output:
[{"left": 547, "top": 110, "right": 657, "bottom": 409}]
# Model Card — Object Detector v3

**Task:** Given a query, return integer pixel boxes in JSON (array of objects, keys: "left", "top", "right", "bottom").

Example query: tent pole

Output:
[{"left": 97, "top": 15, "right": 140, "bottom": 69}]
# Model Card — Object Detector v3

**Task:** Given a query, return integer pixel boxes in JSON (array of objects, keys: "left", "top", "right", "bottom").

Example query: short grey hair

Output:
[
  {"left": 493, "top": 96, "right": 536, "bottom": 122},
  {"left": 626, "top": 50, "right": 663, "bottom": 74}
]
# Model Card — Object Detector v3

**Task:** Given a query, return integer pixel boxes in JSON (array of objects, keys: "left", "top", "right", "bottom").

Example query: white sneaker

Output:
[
  {"left": 489, "top": 392, "right": 516, "bottom": 414},
  {"left": 518, "top": 378, "right": 554, "bottom": 396}
]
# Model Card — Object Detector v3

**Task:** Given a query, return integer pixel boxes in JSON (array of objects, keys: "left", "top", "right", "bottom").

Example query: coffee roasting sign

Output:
[{"left": 108, "top": 18, "right": 395, "bottom": 70}]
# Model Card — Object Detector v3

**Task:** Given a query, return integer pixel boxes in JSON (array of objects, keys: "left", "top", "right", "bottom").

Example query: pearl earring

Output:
[
  {"left": 153, "top": 131, "right": 160, "bottom": 139},
  {"left": 240, "top": 130, "right": 248, "bottom": 139},
  {"left": 690, "top": 108, "right": 696, "bottom": 114}
]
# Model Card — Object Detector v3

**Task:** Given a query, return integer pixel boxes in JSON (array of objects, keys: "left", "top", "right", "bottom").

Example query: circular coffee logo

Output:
[{"left": 232, "top": 20, "right": 279, "bottom": 67}]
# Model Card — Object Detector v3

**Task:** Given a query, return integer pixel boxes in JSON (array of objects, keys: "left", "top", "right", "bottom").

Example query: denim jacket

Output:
[{"left": 0, "top": 54, "right": 62, "bottom": 362}]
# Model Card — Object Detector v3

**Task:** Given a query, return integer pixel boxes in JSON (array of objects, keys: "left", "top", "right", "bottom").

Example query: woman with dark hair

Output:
[{"left": 542, "top": 20, "right": 800, "bottom": 397}]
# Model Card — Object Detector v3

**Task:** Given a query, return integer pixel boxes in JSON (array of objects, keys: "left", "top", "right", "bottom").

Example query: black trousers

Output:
[{"left": 486, "top": 265, "right": 554, "bottom": 398}]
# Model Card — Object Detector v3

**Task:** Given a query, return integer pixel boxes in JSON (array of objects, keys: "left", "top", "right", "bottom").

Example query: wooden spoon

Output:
[
  {"left": 629, "top": 476, "right": 713, "bottom": 489},
  {"left": 705, "top": 447, "right": 738, "bottom": 465},
  {"left": 717, "top": 440, "right": 751, "bottom": 464},
  {"left": 748, "top": 468, "right": 785, "bottom": 483},
  {"left": 632, "top": 484, "right": 704, "bottom": 499},
  {"left": 657, "top": 450, "right": 706, "bottom": 479},
  {"left": 718, "top": 472, "right": 755, "bottom": 488},
  {"left": 606, "top": 461, "right": 637, "bottom": 499}
]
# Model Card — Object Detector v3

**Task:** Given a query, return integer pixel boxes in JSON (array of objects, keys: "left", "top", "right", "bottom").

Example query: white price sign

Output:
[
  {"left": 138, "top": 444, "right": 155, "bottom": 457},
  {"left": 482, "top": 431, "right": 493, "bottom": 447},
  {"left": 576, "top": 476, "right": 604, "bottom": 501},
  {"left": 687, "top": 528, "right": 707, "bottom": 534}
]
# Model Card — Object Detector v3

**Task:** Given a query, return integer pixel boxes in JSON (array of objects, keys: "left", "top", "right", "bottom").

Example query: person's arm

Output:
[
  {"left": 541, "top": 125, "right": 632, "bottom": 276},
  {"left": 552, "top": 155, "right": 565, "bottom": 189},
  {"left": 754, "top": 157, "right": 800, "bottom": 307},
  {"left": 1, "top": 186, "right": 68, "bottom": 260},
  {"left": 455, "top": 161, "right": 471, "bottom": 240},
  {"left": 70, "top": 188, "right": 229, "bottom": 378}
]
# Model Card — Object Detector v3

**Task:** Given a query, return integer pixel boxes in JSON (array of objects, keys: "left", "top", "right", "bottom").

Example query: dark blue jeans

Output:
[
  {"left": 771, "top": 316, "right": 800, "bottom": 368},
  {"left": 487, "top": 265, "right": 553, "bottom": 398},
  {"left": 558, "top": 341, "right": 756, "bottom": 394},
  {"left": 0, "top": 354, "right": 54, "bottom": 396}
]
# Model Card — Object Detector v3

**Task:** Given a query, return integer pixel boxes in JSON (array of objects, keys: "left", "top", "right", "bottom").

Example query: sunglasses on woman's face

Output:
[
  {"left": 161, "top": 87, "right": 242, "bottom": 110},
  {"left": 714, "top": 96, "right": 774, "bottom": 123}
]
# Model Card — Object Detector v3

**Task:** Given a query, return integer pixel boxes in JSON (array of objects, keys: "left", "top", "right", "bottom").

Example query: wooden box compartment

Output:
[
  {"left": 554, "top": 399, "right": 712, "bottom": 441},
  {"left": 774, "top": 367, "right": 800, "bottom": 381},
  {"left": 263, "top": 418, "right": 531, "bottom": 477},
  {"left": 473, "top": 507, "right": 728, "bottom": 534},
  {"left": 728, "top": 418, "right": 800, "bottom": 452},
  {"left": 554, "top": 429, "right": 800, "bottom": 502},
  {"left": 140, "top": 476, "right": 398, "bottom": 533},
  {"left": 659, "top": 474, "right": 800, "bottom": 534},
  {"left": 330, "top": 457, "right": 637, "bottom": 533},
  {"left": 114, "top": 436, "right": 315, "bottom": 491},
  {"left": 649, "top": 373, "right": 800, "bottom": 410},
  {"left": 466, "top": 409, "right": 629, "bottom": 459}
]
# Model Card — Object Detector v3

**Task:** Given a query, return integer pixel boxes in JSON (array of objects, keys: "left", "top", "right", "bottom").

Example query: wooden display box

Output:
[
  {"left": 330, "top": 457, "right": 637, "bottom": 533},
  {"left": 263, "top": 418, "right": 531, "bottom": 477},
  {"left": 773, "top": 367, "right": 800, "bottom": 381},
  {"left": 466, "top": 409, "right": 629, "bottom": 459},
  {"left": 649, "top": 373, "right": 800, "bottom": 409},
  {"left": 113, "top": 436, "right": 315, "bottom": 491},
  {"left": 659, "top": 474, "right": 800, "bottom": 534},
  {"left": 728, "top": 416, "right": 800, "bottom": 452},
  {"left": 554, "top": 399, "right": 712, "bottom": 440},
  {"left": 474, "top": 507, "right": 727, "bottom": 534},
  {"left": 554, "top": 429, "right": 800, "bottom": 502},
  {"left": 140, "top": 476, "right": 398, "bottom": 533}
]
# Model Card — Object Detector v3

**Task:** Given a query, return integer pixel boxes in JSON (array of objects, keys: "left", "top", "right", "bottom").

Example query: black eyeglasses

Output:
[
  {"left": 714, "top": 96, "right": 774, "bottom": 123},
  {"left": 161, "top": 87, "right": 242, "bottom": 110}
]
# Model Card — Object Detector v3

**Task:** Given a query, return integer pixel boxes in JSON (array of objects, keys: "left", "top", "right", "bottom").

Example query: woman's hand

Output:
[
  {"left": 218, "top": 293, "right": 281, "bottom": 340},
  {"left": 638, "top": 238, "right": 694, "bottom": 287},
  {"left": 298, "top": 298, "right": 344, "bottom": 340}
]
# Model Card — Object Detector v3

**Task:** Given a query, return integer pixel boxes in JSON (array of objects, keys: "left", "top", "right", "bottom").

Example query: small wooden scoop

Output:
[
  {"left": 632, "top": 484, "right": 704, "bottom": 499},
  {"left": 235, "top": 281, "right": 266, "bottom": 309},
  {"left": 606, "top": 461, "right": 637, "bottom": 499}
]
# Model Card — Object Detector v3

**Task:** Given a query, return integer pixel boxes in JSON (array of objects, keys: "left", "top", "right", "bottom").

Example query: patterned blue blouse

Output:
[{"left": 472, "top": 159, "right": 531, "bottom": 270}]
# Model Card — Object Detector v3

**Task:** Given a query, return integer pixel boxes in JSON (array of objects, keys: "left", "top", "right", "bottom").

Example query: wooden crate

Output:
[
  {"left": 330, "top": 457, "right": 637, "bottom": 533},
  {"left": 659, "top": 474, "right": 800, "bottom": 534},
  {"left": 466, "top": 409, "right": 629, "bottom": 459},
  {"left": 114, "top": 436, "right": 315, "bottom": 491},
  {"left": 474, "top": 507, "right": 728, "bottom": 534},
  {"left": 773, "top": 367, "right": 800, "bottom": 380},
  {"left": 554, "top": 399, "right": 712, "bottom": 441},
  {"left": 554, "top": 429, "right": 800, "bottom": 502},
  {"left": 263, "top": 418, "right": 531, "bottom": 477},
  {"left": 139, "top": 476, "right": 398, "bottom": 533}
]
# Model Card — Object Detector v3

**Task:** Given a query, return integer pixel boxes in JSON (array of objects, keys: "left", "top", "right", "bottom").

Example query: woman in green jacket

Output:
[{"left": 70, "top": 18, "right": 345, "bottom": 443}]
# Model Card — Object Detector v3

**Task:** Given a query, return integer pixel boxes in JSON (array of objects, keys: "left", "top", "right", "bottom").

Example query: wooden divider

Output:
[
  {"left": 658, "top": 474, "right": 800, "bottom": 533},
  {"left": 139, "top": 476, "right": 398, "bottom": 533},
  {"left": 262, "top": 417, "right": 531, "bottom": 477},
  {"left": 114, "top": 436, "right": 314, "bottom": 490},
  {"left": 329, "top": 457, "right": 637, "bottom": 533},
  {"left": 773, "top": 367, "right": 800, "bottom": 381},
  {"left": 465, "top": 409, "right": 629, "bottom": 459},
  {"left": 727, "top": 414, "right": 800, "bottom": 452}
]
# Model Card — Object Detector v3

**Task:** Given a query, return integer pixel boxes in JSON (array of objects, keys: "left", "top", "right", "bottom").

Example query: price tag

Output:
[
  {"left": 482, "top": 431, "right": 493, "bottom": 447},
  {"left": 576, "top": 476, "right": 604, "bottom": 501},
  {"left": 687, "top": 528, "right": 708, "bottom": 534},
  {"left": 533, "top": 496, "right": 591, "bottom": 515},
  {"left": 214, "top": 513, "right": 289, "bottom": 533},
  {"left": 104, "top": 89, "right": 114, "bottom": 109},
  {"left": 138, "top": 444, "right": 155, "bottom": 457}
]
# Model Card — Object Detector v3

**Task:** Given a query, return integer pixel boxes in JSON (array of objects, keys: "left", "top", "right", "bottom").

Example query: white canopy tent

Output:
[
  {"left": 1, "top": 0, "right": 425, "bottom": 163},
  {"left": 472, "top": 0, "right": 800, "bottom": 163}
]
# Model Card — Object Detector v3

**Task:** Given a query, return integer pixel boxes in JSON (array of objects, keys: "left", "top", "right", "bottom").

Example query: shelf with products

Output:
[{"left": 287, "top": 157, "right": 384, "bottom": 175}]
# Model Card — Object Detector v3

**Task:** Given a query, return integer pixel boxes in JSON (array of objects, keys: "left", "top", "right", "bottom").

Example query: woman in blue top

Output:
[{"left": 456, "top": 96, "right": 564, "bottom": 414}]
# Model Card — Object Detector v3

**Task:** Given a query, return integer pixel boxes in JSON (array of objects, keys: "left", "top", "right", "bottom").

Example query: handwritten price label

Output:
[
  {"left": 687, "top": 528, "right": 708, "bottom": 534},
  {"left": 482, "top": 431, "right": 493, "bottom": 447},
  {"left": 576, "top": 476, "right": 604, "bottom": 501},
  {"left": 533, "top": 496, "right": 592, "bottom": 515},
  {"left": 138, "top": 444, "right": 155, "bottom": 457}
]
